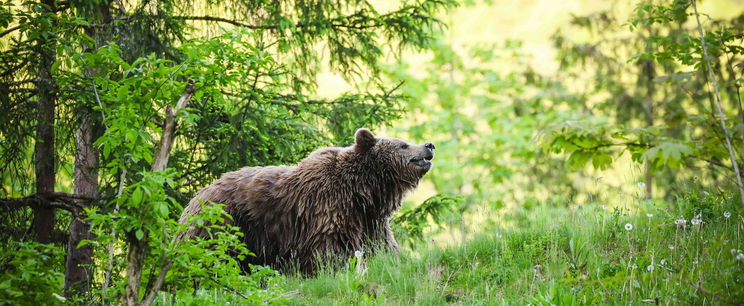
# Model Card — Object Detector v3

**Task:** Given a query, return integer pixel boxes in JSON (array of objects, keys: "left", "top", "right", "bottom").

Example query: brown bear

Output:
[{"left": 179, "top": 128, "right": 435, "bottom": 274}]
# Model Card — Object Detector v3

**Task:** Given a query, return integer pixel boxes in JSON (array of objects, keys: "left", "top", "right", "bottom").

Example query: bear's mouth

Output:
[{"left": 410, "top": 156, "right": 433, "bottom": 169}]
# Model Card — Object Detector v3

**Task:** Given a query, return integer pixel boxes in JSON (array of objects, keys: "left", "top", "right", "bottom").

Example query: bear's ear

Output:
[{"left": 354, "top": 128, "right": 376, "bottom": 151}]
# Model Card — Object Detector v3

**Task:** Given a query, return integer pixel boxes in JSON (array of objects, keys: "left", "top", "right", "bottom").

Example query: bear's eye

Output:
[{"left": 400, "top": 144, "right": 409, "bottom": 149}]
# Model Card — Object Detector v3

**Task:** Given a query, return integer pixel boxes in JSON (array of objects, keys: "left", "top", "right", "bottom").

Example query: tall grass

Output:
[{"left": 175, "top": 190, "right": 744, "bottom": 305}]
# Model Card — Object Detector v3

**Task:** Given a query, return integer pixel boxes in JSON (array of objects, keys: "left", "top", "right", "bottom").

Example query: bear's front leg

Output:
[
  {"left": 364, "top": 218, "right": 399, "bottom": 253},
  {"left": 383, "top": 218, "right": 400, "bottom": 252}
]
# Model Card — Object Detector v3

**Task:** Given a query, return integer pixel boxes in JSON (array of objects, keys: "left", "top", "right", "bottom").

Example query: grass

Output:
[{"left": 178, "top": 191, "right": 744, "bottom": 305}]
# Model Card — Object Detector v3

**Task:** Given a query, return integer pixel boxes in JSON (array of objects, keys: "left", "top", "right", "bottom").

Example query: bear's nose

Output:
[{"left": 424, "top": 142, "right": 435, "bottom": 150}]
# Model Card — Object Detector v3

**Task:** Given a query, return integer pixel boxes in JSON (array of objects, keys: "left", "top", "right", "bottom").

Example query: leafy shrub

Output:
[
  {"left": 392, "top": 194, "right": 463, "bottom": 245},
  {"left": 0, "top": 241, "right": 65, "bottom": 305}
]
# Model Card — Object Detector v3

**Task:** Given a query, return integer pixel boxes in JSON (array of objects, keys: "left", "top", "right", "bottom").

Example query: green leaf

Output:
[
  {"left": 51, "top": 60, "right": 61, "bottom": 73},
  {"left": 131, "top": 187, "right": 143, "bottom": 206},
  {"left": 76, "top": 240, "right": 93, "bottom": 248},
  {"left": 591, "top": 152, "right": 613, "bottom": 170},
  {"left": 135, "top": 229, "right": 144, "bottom": 240},
  {"left": 157, "top": 202, "right": 169, "bottom": 217}
]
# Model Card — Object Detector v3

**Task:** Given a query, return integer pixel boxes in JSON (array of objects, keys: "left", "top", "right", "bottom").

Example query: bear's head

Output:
[{"left": 353, "top": 128, "right": 435, "bottom": 186}]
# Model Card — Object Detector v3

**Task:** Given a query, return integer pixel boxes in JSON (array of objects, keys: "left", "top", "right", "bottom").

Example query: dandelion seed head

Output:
[
  {"left": 668, "top": 245, "right": 675, "bottom": 250},
  {"left": 631, "top": 264, "right": 638, "bottom": 269},
  {"left": 647, "top": 264, "right": 654, "bottom": 272},
  {"left": 637, "top": 182, "right": 646, "bottom": 188},
  {"left": 737, "top": 253, "right": 744, "bottom": 261},
  {"left": 674, "top": 219, "right": 687, "bottom": 226},
  {"left": 691, "top": 218, "right": 702, "bottom": 226},
  {"left": 731, "top": 249, "right": 742, "bottom": 255},
  {"left": 354, "top": 250, "right": 364, "bottom": 258},
  {"left": 724, "top": 211, "right": 731, "bottom": 219},
  {"left": 625, "top": 223, "right": 633, "bottom": 231},
  {"left": 646, "top": 213, "right": 654, "bottom": 218}
]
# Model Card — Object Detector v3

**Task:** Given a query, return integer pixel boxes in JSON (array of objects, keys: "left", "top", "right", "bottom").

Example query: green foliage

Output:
[
  {"left": 540, "top": 0, "right": 743, "bottom": 198},
  {"left": 3, "top": 0, "right": 743, "bottom": 303},
  {"left": 3, "top": 0, "right": 452, "bottom": 301},
  {"left": 87, "top": 201, "right": 288, "bottom": 304},
  {"left": 536, "top": 118, "right": 698, "bottom": 170},
  {"left": 0, "top": 241, "right": 65, "bottom": 305},
  {"left": 165, "top": 204, "right": 288, "bottom": 303},
  {"left": 392, "top": 194, "right": 463, "bottom": 244}
]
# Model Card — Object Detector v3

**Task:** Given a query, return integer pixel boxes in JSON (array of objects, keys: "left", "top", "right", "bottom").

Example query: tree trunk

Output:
[
  {"left": 64, "top": 1, "right": 111, "bottom": 295},
  {"left": 32, "top": 0, "right": 58, "bottom": 244},
  {"left": 123, "top": 231, "right": 148, "bottom": 305},
  {"left": 124, "top": 79, "right": 195, "bottom": 306},
  {"left": 64, "top": 113, "right": 98, "bottom": 296}
]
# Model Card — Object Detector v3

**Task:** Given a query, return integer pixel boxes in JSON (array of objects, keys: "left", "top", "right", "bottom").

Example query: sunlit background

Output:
[{"left": 315, "top": 0, "right": 744, "bottom": 246}]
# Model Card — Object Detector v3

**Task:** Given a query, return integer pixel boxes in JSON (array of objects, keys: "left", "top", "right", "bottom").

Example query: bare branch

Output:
[
  {"left": 691, "top": 0, "right": 744, "bottom": 208},
  {"left": 0, "top": 192, "right": 91, "bottom": 213},
  {"left": 151, "top": 79, "right": 195, "bottom": 172},
  {"left": 125, "top": 79, "right": 196, "bottom": 306},
  {"left": 0, "top": 25, "right": 22, "bottom": 38}
]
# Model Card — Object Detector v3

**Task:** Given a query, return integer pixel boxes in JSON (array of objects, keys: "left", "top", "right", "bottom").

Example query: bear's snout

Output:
[
  {"left": 409, "top": 143, "right": 435, "bottom": 171},
  {"left": 423, "top": 147, "right": 434, "bottom": 161},
  {"left": 422, "top": 143, "right": 435, "bottom": 161}
]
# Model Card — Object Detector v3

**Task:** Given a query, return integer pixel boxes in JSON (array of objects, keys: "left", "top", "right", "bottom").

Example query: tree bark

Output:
[
  {"left": 64, "top": 1, "right": 111, "bottom": 295},
  {"left": 32, "top": 0, "right": 58, "bottom": 244},
  {"left": 124, "top": 79, "right": 195, "bottom": 306},
  {"left": 64, "top": 113, "right": 98, "bottom": 296},
  {"left": 0, "top": 192, "right": 88, "bottom": 212},
  {"left": 123, "top": 231, "right": 148, "bottom": 305}
]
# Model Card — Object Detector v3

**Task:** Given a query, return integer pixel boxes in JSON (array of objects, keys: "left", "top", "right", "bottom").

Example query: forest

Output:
[{"left": 1, "top": 0, "right": 743, "bottom": 304}]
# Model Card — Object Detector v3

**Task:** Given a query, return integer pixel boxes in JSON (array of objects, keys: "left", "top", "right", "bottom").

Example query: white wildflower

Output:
[
  {"left": 724, "top": 211, "right": 731, "bottom": 219},
  {"left": 625, "top": 223, "right": 633, "bottom": 231},
  {"left": 646, "top": 213, "right": 654, "bottom": 218},
  {"left": 674, "top": 219, "right": 687, "bottom": 226},
  {"left": 692, "top": 259, "right": 699, "bottom": 265},
  {"left": 631, "top": 264, "right": 638, "bottom": 269},
  {"left": 691, "top": 214, "right": 702, "bottom": 226},
  {"left": 637, "top": 182, "right": 646, "bottom": 188},
  {"left": 646, "top": 264, "right": 654, "bottom": 272},
  {"left": 738, "top": 253, "right": 744, "bottom": 261},
  {"left": 660, "top": 259, "right": 667, "bottom": 265},
  {"left": 354, "top": 250, "right": 367, "bottom": 275},
  {"left": 731, "top": 249, "right": 742, "bottom": 255},
  {"left": 668, "top": 245, "right": 675, "bottom": 250},
  {"left": 601, "top": 205, "right": 607, "bottom": 210}
]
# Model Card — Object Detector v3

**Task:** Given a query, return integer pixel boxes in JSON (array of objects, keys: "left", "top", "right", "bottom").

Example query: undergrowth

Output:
[{"left": 175, "top": 190, "right": 744, "bottom": 305}]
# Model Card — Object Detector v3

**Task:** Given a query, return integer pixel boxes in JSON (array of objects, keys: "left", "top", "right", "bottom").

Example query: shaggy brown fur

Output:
[{"left": 179, "top": 128, "right": 435, "bottom": 274}]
